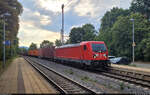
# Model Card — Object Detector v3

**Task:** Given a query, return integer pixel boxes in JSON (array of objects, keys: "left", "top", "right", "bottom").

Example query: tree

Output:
[
  {"left": 82, "top": 24, "right": 97, "bottom": 41},
  {"left": 0, "top": 22, "right": 3, "bottom": 60},
  {"left": 65, "top": 39, "right": 71, "bottom": 44},
  {"left": 69, "top": 27, "right": 85, "bottom": 43},
  {"left": 139, "top": 31, "right": 150, "bottom": 61},
  {"left": 18, "top": 47, "right": 28, "bottom": 55},
  {"left": 130, "top": 0, "right": 150, "bottom": 19},
  {"left": 69, "top": 24, "right": 97, "bottom": 44},
  {"left": 100, "top": 7, "right": 130, "bottom": 33},
  {"left": 29, "top": 43, "right": 37, "bottom": 50},
  {"left": 55, "top": 39, "right": 61, "bottom": 46},
  {"left": 95, "top": 7, "right": 130, "bottom": 50},
  {"left": 0, "top": 0, "right": 23, "bottom": 40},
  {"left": 40, "top": 40, "right": 53, "bottom": 48},
  {"left": 108, "top": 13, "right": 149, "bottom": 60},
  {"left": 95, "top": 5, "right": 150, "bottom": 61},
  {"left": 0, "top": 0, "right": 23, "bottom": 60}
]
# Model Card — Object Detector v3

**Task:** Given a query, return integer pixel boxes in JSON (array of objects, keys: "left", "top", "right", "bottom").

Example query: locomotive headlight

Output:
[
  {"left": 103, "top": 54, "right": 106, "bottom": 57},
  {"left": 93, "top": 55, "right": 97, "bottom": 58},
  {"left": 95, "top": 54, "right": 99, "bottom": 56},
  {"left": 93, "top": 54, "right": 99, "bottom": 58}
]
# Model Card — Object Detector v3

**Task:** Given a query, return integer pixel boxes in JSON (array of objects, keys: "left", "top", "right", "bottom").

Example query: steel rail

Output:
[
  {"left": 25, "top": 56, "right": 150, "bottom": 90},
  {"left": 24, "top": 57, "right": 97, "bottom": 94},
  {"left": 24, "top": 57, "right": 66, "bottom": 94},
  {"left": 96, "top": 67, "right": 150, "bottom": 88}
]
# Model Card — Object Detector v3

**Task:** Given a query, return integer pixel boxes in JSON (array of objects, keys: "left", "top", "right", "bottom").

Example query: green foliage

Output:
[
  {"left": 65, "top": 39, "right": 71, "bottom": 44},
  {"left": 100, "top": 7, "right": 130, "bottom": 33},
  {"left": 69, "top": 24, "right": 97, "bottom": 43},
  {"left": 18, "top": 47, "right": 28, "bottom": 55},
  {"left": 130, "top": 0, "right": 150, "bottom": 18},
  {"left": 64, "top": 69, "right": 74, "bottom": 75},
  {"left": 40, "top": 40, "right": 54, "bottom": 48},
  {"left": 111, "top": 13, "right": 149, "bottom": 60},
  {"left": 29, "top": 43, "right": 37, "bottom": 50},
  {"left": 55, "top": 39, "right": 62, "bottom": 46},
  {"left": 69, "top": 27, "right": 84, "bottom": 43},
  {"left": 95, "top": 7, "right": 131, "bottom": 55},
  {"left": 0, "top": 23, "right": 3, "bottom": 60},
  {"left": 139, "top": 33, "right": 150, "bottom": 61},
  {"left": 82, "top": 24, "right": 97, "bottom": 41},
  {"left": 128, "top": 64, "right": 137, "bottom": 67},
  {"left": 0, "top": 56, "right": 17, "bottom": 74},
  {"left": 81, "top": 76, "right": 90, "bottom": 82},
  {"left": 0, "top": 0, "right": 23, "bottom": 61},
  {"left": 120, "top": 82, "right": 125, "bottom": 90},
  {"left": 96, "top": 5, "right": 150, "bottom": 61}
]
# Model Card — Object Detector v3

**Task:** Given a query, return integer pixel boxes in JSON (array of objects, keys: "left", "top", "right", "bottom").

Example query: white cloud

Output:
[
  {"left": 40, "top": 15, "right": 51, "bottom": 25},
  {"left": 74, "top": 0, "right": 131, "bottom": 18},
  {"left": 23, "top": 8, "right": 51, "bottom": 26},
  {"left": 74, "top": 0, "right": 96, "bottom": 17},
  {"left": 18, "top": 0, "right": 131, "bottom": 47},
  {"left": 18, "top": 20, "right": 60, "bottom": 47},
  {"left": 36, "top": 0, "right": 77, "bottom": 13},
  {"left": 70, "top": 23, "right": 85, "bottom": 29}
]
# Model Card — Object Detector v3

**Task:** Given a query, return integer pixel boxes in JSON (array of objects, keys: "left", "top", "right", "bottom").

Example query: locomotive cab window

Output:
[
  {"left": 83, "top": 45, "right": 87, "bottom": 50},
  {"left": 92, "top": 43, "right": 106, "bottom": 52}
]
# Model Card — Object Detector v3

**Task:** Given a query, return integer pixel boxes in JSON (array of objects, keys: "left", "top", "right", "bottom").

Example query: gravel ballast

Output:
[{"left": 30, "top": 57, "right": 150, "bottom": 94}]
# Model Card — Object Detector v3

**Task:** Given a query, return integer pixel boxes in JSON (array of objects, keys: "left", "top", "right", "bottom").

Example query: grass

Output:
[
  {"left": 81, "top": 76, "right": 90, "bottom": 82},
  {"left": 120, "top": 82, "right": 125, "bottom": 90},
  {"left": 0, "top": 56, "right": 18, "bottom": 76},
  {"left": 64, "top": 69, "right": 74, "bottom": 75},
  {"left": 128, "top": 64, "right": 137, "bottom": 67},
  {"left": 64, "top": 69, "right": 98, "bottom": 83},
  {"left": 127, "top": 85, "right": 130, "bottom": 89},
  {"left": 80, "top": 76, "right": 97, "bottom": 83},
  {"left": 108, "top": 83, "right": 113, "bottom": 89}
]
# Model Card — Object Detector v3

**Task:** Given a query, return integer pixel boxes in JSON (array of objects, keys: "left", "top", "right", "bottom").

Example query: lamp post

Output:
[
  {"left": 0, "top": 13, "right": 11, "bottom": 68},
  {"left": 130, "top": 18, "right": 135, "bottom": 64}
]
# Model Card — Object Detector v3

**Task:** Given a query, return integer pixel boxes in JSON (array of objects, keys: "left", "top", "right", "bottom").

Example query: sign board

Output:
[
  {"left": 132, "top": 42, "right": 136, "bottom": 47},
  {"left": 3, "top": 40, "right": 11, "bottom": 46}
]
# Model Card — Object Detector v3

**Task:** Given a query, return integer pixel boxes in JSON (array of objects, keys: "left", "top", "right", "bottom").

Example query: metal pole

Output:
[
  {"left": 61, "top": 4, "right": 64, "bottom": 45},
  {"left": 3, "top": 16, "right": 6, "bottom": 68},
  {"left": 11, "top": 40, "right": 12, "bottom": 56},
  {"left": 132, "top": 20, "right": 135, "bottom": 64},
  {"left": 11, "top": 40, "right": 13, "bottom": 56}
]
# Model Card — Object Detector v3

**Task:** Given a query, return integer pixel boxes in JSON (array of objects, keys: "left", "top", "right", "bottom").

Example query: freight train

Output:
[{"left": 27, "top": 41, "right": 111, "bottom": 68}]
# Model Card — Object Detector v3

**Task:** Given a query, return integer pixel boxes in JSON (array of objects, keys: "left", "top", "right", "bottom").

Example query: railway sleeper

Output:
[{"left": 143, "top": 75, "right": 150, "bottom": 82}]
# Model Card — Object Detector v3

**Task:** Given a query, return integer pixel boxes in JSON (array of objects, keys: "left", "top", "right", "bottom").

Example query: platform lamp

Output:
[
  {"left": 130, "top": 18, "right": 135, "bottom": 64},
  {"left": 0, "top": 12, "right": 11, "bottom": 68}
]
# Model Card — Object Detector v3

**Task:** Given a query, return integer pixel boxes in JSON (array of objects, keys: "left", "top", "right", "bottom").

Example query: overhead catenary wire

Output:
[{"left": 65, "top": 0, "right": 73, "bottom": 8}]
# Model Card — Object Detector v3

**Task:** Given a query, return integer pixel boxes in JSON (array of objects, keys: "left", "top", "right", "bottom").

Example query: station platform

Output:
[
  {"left": 0, "top": 57, "right": 57, "bottom": 94},
  {"left": 112, "top": 64, "right": 150, "bottom": 73}
]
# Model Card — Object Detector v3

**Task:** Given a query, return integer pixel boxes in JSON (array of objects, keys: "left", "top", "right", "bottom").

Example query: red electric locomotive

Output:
[{"left": 54, "top": 41, "right": 110, "bottom": 68}]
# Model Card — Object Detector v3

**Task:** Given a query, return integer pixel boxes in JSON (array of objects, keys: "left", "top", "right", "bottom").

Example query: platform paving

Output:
[
  {"left": 112, "top": 64, "right": 150, "bottom": 73},
  {"left": 0, "top": 57, "right": 57, "bottom": 94}
]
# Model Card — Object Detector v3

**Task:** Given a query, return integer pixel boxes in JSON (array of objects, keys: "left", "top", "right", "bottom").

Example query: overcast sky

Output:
[{"left": 17, "top": 0, "right": 132, "bottom": 47}]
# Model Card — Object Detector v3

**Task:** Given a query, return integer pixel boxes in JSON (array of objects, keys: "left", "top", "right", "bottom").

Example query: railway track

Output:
[
  {"left": 24, "top": 57, "right": 97, "bottom": 94},
  {"left": 95, "top": 67, "right": 150, "bottom": 88}
]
